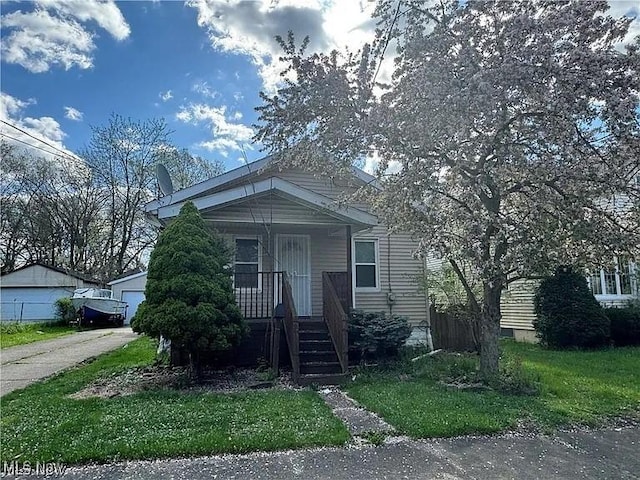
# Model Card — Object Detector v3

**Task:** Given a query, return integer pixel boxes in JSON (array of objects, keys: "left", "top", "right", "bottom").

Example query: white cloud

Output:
[
  {"left": 607, "top": 1, "right": 640, "bottom": 48},
  {"left": 186, "top": 1, "right": 638, "bottom": 93},
  {"left": 176, "top": 103, "right": 254, "bottom": 156},
  {"left": 64, "top": 106, "right": 83, "bottom": 121},
  {"left": 159, "top": 90, "right": 173, "bottom": 102},
  {"left": 0, "top": 91, "right": 80, "bottom": 162},
  {"left": 1, "top": 0, "right": 130, "bottom": 73},
  {"left": 191, "top": 80, "right": 219, "bottom": 99},
  {"left": 186, "top": 0, "right": 375, "bottom": 93},
  {"left": 363, "top": 150, "right": 401, "bottom": 176}
]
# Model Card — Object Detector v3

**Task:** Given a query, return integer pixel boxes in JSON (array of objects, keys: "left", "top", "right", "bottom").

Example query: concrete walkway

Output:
[
  {"left": 0, "top": 328, "right": 138, "bottom": 396},
  {"left": 58, "top": 425, "right": 639, "bottom": 479},
  {"left": 318, "top": 387, "right": 395, "bottom": 436}
]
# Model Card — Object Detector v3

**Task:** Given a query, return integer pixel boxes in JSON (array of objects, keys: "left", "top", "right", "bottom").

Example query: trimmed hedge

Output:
[
  {"left": 534, "top": 266, "right": 610, "bottom": 349},
  {"left": 605, "top": 305, "right": 640, "bottom": 347},
  {"left": 348, "top": 310, "right": 411, "bottom": 362}
]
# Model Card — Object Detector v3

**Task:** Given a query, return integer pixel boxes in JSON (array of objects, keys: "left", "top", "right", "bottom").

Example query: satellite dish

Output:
[{"left": 156, "top": 163, "right": 174, "bottom": 196}]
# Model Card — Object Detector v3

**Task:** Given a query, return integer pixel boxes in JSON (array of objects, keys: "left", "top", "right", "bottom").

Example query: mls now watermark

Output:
[{"left": 2, "top": 461, "right": 67, "bottom": 477}]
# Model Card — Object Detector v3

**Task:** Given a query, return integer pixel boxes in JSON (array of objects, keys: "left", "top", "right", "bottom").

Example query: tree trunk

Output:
[
  {"left": 188, "top": 349, "right": 203, "bottom": 383},
  {"left": 479, "top": 282, "right": 502, "bottom": 380}
]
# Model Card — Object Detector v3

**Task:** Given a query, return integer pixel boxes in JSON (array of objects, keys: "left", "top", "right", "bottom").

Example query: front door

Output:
[{"left": 276, "top": 234, "right": 312, "bottom": 316}]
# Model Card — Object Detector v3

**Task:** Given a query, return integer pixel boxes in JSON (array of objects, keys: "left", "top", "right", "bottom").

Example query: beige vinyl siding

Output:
[
  {"left": 500, "top": 279, "right": 538, "bottom": 331},
  {"left": 310, "top": 228, "right": 348, "bottom": 316},
  {"left": 354, "top": 226, "right": 428, "bottom": 327},
  {"left": 425, "top": 253, "right": 445, "bottom": 272},
  {"left": 202, "top": 167, "right": 371, "bottom": 211},
  {"left": 202, "top": 194, "right": 349, "bottom": 225},
  {"left": 499, "top": 277, "right": 639, "bottom": 332}
]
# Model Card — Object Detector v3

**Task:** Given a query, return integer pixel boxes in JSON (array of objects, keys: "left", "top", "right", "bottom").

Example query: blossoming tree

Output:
[{"left": 256, "top": 0, "right": 640, "bottom": 379}]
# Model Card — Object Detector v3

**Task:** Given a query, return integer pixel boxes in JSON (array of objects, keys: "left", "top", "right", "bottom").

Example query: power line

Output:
[
  {"left": 0, "top": 119, "right": 83, "bottom": 163},
  {"left": 0, "top": 132, "right": 70, "bottom": 159}
]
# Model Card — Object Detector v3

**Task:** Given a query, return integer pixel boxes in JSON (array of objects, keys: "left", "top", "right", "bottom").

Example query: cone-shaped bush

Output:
[
  {"left": 132, "top": 202, "right": 248, "bottom": 370},
  {"left": 533, "top": 265, "right": 610, "bottom": 349}
]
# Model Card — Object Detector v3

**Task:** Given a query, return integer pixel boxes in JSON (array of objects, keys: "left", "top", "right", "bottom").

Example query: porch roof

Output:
[
  {"left": 145, "top": 155, "right": 381, "bottom": 213},
  {"left": 155, "top": 177, "right": 378, "bottom": 227}
]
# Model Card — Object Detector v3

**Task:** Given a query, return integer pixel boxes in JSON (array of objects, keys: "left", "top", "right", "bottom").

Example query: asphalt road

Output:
[{"left": 0, "top": 327, "right": 138, "bottom": 396}]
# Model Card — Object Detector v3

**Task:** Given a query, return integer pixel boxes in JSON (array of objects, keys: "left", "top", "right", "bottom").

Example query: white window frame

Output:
[
  {"left": 234, "top": 235, "right": 262, "bottom": 291},
  {"left": 588, "top": 258, "right": 637, "bottom": 299},
  {"left": 352, "top": 238, "right": 380, "bottom": 292}
]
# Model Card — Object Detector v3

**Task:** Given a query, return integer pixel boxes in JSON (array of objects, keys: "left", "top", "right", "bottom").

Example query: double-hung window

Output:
[
  {"left": 353, "top": 239, "right": 379, "bottom": 290},
  {"left": 588, "top": 258, "right": 636, "bottom": 297},
  {"left": 234, "top": 237, "right": 261, "bottom": 289}
]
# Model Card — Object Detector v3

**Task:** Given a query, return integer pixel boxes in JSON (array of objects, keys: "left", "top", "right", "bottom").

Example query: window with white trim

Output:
[
  {"left": 234, "top": 237, "right": 261, "bottom": 289},
  {"left": 588, "top": 258, "right": 636, "bottom": 296},
  {"left": 354, "top": 239, "right": 379, "bottom": 289}
]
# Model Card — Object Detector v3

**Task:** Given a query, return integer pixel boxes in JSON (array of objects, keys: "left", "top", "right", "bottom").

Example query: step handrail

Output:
[
  {"left": 322, "top": 272, "right": 348, "bottom": 374},
  {"left": 281, "top": 273, "right": 300, "bottom": 382}
]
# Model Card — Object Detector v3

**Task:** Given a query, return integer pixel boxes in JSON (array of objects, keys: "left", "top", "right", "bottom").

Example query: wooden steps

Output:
[{"left": 297, "top": 318, "right": 345, "bottom": 384}]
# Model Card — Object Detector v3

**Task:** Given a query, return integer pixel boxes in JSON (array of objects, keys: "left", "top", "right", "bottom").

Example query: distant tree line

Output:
[{"left": 0, "top": 115, "right": 224, "bottom": 281}]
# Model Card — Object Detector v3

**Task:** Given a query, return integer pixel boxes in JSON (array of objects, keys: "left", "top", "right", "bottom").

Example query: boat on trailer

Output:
[{"left": 71, "top": 288, "right": 127, "bottom": 327}]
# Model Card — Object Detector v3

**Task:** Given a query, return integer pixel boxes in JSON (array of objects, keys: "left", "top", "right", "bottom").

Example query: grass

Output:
[
  {"left": 0, "top": 322, "right": 76, "bottom": 349},
  {"left": 0, "top": 337, "right": 349, "bottom": 464},
  {"left": 346, "top": 341, "right": 640, "bottom": 438}
]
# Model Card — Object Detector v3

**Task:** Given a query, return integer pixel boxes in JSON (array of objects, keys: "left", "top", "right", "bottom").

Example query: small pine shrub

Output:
[
  {"left": 132, "top": 202, "right": 248, "bottom": 377},
  {"left": 54, "top": 297, "right": 76, "bottom": 324},
  {"left": 534, "top": 265, "right": 610, "bottom": 349},
  {"left": 348, "top": 310, "right": 411, "bottom": 362},
  {"left": 605, "top": 304, "right": 640, "bottom": 347}
]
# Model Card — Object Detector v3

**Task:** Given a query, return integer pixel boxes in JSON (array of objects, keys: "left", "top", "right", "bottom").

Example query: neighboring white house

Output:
[
  {"left": 0, "top": 263, "right": 100, "bottom": 322},
  {"left": 107, "top": 271, "right": 147, "bottom": 326},
  {"left": 501, "top": 260, "right": 639, "bottom": 342}
]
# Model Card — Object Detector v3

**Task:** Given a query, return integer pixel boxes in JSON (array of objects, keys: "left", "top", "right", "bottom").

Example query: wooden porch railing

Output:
[
  {"left": 322, "top": 272, "right": 348, "bottom": 373},
  {"left": 282, "top": 273, "right": 300, "bottom": 382},
  {"left": 325, "top": 271, "right": 352, "bottom": 312},
  {"left": 235, "top": 271, "right": 283, "bottom": 319}
]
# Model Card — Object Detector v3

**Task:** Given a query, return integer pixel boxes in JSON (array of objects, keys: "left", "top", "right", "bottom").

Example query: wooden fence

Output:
[{"left": 430, "top": 306, "right": 478, "bottom": 352}]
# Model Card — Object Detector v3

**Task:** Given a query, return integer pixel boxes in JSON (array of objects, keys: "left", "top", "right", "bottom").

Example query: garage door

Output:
[
  {"left": 0, "top": 287, "right": 73, "bottom": 322},
  {"left": 122, "top": 291, "right": 145, "bottom": 325}
]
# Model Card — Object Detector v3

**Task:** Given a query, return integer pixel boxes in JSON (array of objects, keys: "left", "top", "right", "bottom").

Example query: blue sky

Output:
[{"left": 1, "top": 0, "right": 638, "bottom": 172}]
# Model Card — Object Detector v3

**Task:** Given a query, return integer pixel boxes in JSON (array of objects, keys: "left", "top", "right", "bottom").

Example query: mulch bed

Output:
[{"left": 69, "top": 365, "right": 296, "bottom": 399}]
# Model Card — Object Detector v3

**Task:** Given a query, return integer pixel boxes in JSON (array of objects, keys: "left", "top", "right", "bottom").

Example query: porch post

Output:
[{"left": 346, "top": 225, "right": 353, "bottom": 311}]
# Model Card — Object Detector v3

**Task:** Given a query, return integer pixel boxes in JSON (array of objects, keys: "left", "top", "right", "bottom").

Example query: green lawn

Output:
[
  {"left": 0, "top": 337, "right": 349, "bottom": 464},
  {"left": 0, "top": 322, "right": 76, "bottom": 349},
  {"left": 346, "top": 341, "right": 640, "bottom": 438}
]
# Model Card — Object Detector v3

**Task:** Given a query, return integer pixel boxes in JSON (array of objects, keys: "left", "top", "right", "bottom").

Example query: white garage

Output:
[
  {"left": 108, "top": 271, "right": 147, "bottom": 325},
  {"left": 0, "top": 264, "right": 100, "bottom": 322}
]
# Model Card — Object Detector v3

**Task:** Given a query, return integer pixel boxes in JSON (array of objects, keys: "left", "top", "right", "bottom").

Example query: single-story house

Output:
[
  {"left": 107, "top": 271, "right": 148, "bottom": 326},
  {"left": 0, "top": 263, "right": 100, "bottom": 322},
  {"left": 145, "top": 156, "right": 430, "bottom": 384},
  {"left": 501, "top": 261, "right": 639, "bottom": 342}
]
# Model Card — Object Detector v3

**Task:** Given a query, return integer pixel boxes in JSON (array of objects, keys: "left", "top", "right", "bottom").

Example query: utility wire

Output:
[
  {"left": 0, "top": 119, "right": 83, "bottom": 163},
  {"left": 0, "top": 132, "right": 69, "bottom": 159}
]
